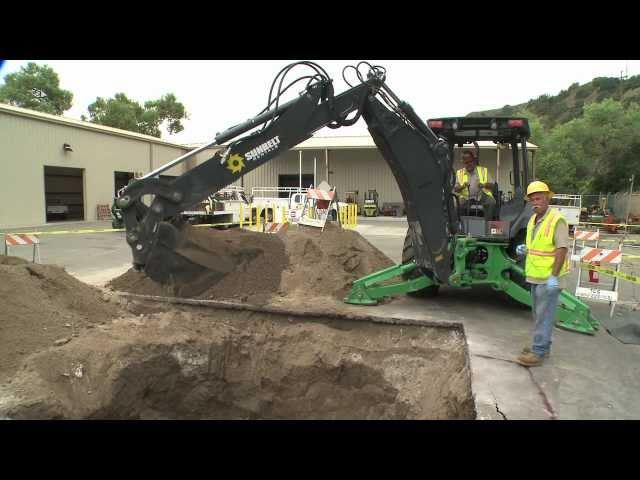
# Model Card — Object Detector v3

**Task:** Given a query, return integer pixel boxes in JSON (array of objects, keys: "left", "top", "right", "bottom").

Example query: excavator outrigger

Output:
[{"left": 117, "top": 61, "right": 599, "bottom": 335}]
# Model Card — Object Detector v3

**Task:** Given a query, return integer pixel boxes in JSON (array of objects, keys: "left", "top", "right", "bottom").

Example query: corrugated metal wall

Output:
[
  {"left": 0, "top": 112, "right": 189, "bottom": 228},
  {"left": 237, "top": 146, "right": 531, "bottom": 208}
]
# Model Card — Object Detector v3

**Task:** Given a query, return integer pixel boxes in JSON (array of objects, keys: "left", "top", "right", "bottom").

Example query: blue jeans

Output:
[{"left": 531, "top": 283, "right": 561, "bottom": 357}]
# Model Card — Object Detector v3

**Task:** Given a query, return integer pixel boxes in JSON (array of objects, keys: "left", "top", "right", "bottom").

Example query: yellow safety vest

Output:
[
  {"left": 456, "top": 166, "right": 494, "bottom": 200},
  {"left": 525, "top": 208, "right": 570, "bottom": 282}
]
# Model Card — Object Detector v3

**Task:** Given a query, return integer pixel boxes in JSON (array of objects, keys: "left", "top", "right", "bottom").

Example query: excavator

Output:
[{"left": 116, "top": 61, "right": 599, "bottom": 335}]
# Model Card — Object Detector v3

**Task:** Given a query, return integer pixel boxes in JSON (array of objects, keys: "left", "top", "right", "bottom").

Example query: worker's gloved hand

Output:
[
  {"left": 516, "top": 244, "right": 527, "bottom": 257},
  {"left": 546, "top": 275, "right": 560, "bottom": 290}
]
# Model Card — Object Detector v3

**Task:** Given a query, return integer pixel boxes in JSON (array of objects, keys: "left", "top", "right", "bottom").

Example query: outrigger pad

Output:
[
  {"left": 603, "top": 308, "right": 640, "bottom": 345},
  {"left": 607, "top": 324, "right": 640, "bottom": 345}
]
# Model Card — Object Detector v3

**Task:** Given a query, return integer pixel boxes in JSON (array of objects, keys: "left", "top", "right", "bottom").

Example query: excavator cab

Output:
[{"left": 427, "top": 117, "right": 534, "bottom": 243}]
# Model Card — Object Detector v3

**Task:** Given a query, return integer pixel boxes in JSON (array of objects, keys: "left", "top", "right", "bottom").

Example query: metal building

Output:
[{"left": 0, "top": 103, "right": 213, "bottom": 228}]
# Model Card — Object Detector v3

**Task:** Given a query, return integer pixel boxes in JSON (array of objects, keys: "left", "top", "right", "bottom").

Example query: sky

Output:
[{"left": 0, "top": 60, "right": 637, "bottom": 145}]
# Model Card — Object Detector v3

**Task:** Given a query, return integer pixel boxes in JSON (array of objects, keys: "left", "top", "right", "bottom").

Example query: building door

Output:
[
  {"left": 278, "top": 174, "right": 314, "bottom": 198},
  {"left": 114, "top": 171, "right": 134, "bottom": 196},
  {"left": 44, "top": 166, "right": 85, "bottom": 222}
]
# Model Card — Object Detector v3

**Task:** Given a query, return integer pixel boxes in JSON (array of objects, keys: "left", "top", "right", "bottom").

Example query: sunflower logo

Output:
[{"left": 226, "top": 154, "right": 245, "bottom": 174}]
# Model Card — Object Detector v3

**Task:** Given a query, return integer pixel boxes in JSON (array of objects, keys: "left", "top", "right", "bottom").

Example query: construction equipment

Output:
[
  {"left": 116, "top": 61, "right": 598, "bottom": 335},
  {"left": 111, "top": 186, "right": 127, "bottom": 229},
  {"left": 181, "top": 187, "right": 250, "bottom": 227},
  {"left": 345, "top": 116, "right": 599, "bottom": 335},
  {"left": 363, "top": 190, "right": 379, "bottom": 217}
]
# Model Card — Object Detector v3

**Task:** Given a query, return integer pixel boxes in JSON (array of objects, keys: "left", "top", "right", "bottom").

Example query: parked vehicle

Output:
[
  {"left": 181, "top": 186, "right": 250, "bottom": 227},
  {"left": 550, "top": 194, "right": 581, "bottom": 231}
]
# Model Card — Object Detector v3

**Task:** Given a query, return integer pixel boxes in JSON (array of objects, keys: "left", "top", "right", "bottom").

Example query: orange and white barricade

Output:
[
  {"left": 263, "top": 222, "right": 289, "bottom": 234},
  {"left": 572, "top": 243, "right": 623, "bottom": 318},
  {"left": 571, "top": 228, "right": 601, "bottom": 293},
  {"left": 298, "top": 188, "right": 338, "bottom": 230},
  {"left": 571, "top": 229, "right": 600, "bottom": 265},
  {"left": 4, "top": 234, "right": 41, "bottom": 263}
]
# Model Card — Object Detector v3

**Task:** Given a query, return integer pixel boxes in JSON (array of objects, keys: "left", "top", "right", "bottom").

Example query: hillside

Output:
[{"left": 468, "top": 74, "right": 640, "bottom": 128}]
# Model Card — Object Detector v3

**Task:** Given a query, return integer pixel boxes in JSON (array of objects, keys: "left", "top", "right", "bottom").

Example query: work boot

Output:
[
  {"left": 521, "top": 346, "right": 550, "bottom": 358},
  {"left": 516, "top": 351, "right": 544, "bottom": 367}
]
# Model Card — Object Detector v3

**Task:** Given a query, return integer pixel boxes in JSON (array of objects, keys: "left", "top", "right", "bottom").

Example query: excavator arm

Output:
[{"left": 118, "top": 61, "right": 457, "bottom": 287}]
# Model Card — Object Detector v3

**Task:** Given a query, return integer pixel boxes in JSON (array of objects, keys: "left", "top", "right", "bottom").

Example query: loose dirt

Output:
[
  {"left": 0, "top": 227, "right": 476, "bottom": 420},
  {"left": 0, "top": 257, "right": 120, "bottom": 383},
  {"left": 0, "top": 305, "right": 475, "bottom": 420},
  {"left": 109, "top": 223, "right": 394, "bottom": 304}
]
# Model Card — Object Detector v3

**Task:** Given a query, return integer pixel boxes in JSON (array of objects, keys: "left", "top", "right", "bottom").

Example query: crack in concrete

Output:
[
  {"left": 489, "top": 390, "right": 508, "bottom": 420},
  {"left": 526, "top": 369, "right": 558, "bottom": 420},
  {"left": 494, "top": 401, "right": 508, "bottom": 420},
  {"left": 472, "top": 353, "right": 521, "bottom": 366},
  {"left": 472, "top": 353, "right": 557, "bottom": 420}
]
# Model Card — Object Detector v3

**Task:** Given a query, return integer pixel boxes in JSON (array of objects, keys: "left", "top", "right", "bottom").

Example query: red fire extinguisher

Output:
[{"left": 588, "top": 261, "right": 600, "bottom": 283}]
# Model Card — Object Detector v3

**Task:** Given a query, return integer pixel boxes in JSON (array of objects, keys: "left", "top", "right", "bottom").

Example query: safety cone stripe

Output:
[
  {"left": 580, "top": 247, "right": 622, "bottom": 264},
  {"left": 574, "top": 230, "right": 600, "bottom": 240},
  {"left": 264, "top": 223, "right": 289, "bottom": 233},
  {"left": 5, "top": 234, "right": 40, "bottom": 246}
]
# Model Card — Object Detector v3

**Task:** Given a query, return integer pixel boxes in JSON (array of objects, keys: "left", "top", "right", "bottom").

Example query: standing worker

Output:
[
  {"left": 454, "top": 150, "right": 496, "bottom": 220},
  {"left": 515, "top": 181, "right": 570, "bottom": 367}
]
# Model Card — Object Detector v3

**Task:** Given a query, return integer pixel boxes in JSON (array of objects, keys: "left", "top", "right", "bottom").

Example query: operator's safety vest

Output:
[
  {"left": 456, "top": 166, "right": 494, "bottom": 200},
  {"left": 525, "top": 208, "right": 570, "bottom": 282}
]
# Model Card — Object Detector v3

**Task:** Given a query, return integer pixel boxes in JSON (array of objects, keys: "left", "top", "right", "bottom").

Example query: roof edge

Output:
[{"left": 0, "top": 102, "right": 189, "bottom": 149}]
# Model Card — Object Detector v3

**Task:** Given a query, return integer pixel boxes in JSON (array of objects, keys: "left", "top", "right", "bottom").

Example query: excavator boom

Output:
[{"left": 118, "top": 62, "right": 457, "bottom": 287}]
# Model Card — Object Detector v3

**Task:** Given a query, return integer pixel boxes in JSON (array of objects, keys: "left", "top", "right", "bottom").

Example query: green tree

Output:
[
  {"left": 84, "top": 92, "right": 187, "bottom": 137},
  {"left": 0, "top": 62, "right": 73, "bottom": 115},
  {"left": 535, "top": 99, "right": 640, "bottom": 193}
]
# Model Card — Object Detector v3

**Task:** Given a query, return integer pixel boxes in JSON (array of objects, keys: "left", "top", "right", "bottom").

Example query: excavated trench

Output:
[{"left": 1, "top": 305, "right": 476, "bottom": 420}]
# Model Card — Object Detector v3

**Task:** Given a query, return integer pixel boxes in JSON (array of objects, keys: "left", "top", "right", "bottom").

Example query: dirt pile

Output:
[
  {"left": 110, "top": 227, "right": 288, "bottom": 303},
  {"left": 109, "top": 223, "right": 394, "bottom": 304},
  {"left": 0, "top": 255, "right": 29, "bottom": 266},
  {"left": 0, "top": 305, "right": 475, "bottom": 420},
  {"left": 0, "top": 257, "right": 120, "bottom": 383}
]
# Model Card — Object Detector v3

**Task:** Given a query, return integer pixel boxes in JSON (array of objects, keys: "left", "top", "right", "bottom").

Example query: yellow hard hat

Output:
[{"left": 526, "top": 181, "right": 554, "bottom": 198}]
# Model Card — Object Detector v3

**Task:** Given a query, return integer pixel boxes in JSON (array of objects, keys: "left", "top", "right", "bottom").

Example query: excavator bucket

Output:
[{"left": 141, "top": 222, "right": 261, "bottom": 297}]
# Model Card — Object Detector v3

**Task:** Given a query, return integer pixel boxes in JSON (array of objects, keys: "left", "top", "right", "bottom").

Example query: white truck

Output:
[
  {"left": 181, "top": 186, "right": 251, "bottom": 227},
  {"left": 250, "top": 183, "right": 349, "bottom": 224},
  {"left": 250, "top": 187, "right": 308, "bottom": 223},
  {"left": 550, "top": 194, "right": 581, "bottom": 231}
]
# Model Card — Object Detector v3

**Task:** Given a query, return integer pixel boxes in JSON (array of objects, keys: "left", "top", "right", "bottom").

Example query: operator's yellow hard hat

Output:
[{"left": 526, "top": 181, "right": 554, "bottom": 198}]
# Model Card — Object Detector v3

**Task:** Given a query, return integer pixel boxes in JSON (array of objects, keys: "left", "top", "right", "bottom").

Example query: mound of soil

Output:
[
  {"left": 0, "top": 258, "right": 120, "bottom": 383},
  {"left": 109, "top": 223, "right": 394, "bottom": 304},
  {"left": 0, "top": 255, "right": 29, "bottom": 266}
]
